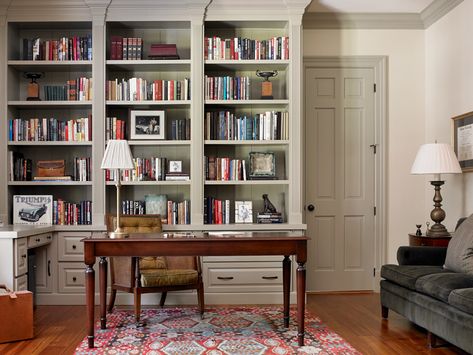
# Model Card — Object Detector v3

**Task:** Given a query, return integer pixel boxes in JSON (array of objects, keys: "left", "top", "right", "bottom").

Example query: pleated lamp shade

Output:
[
  {"left": 411, "top": 143, "right": 461, "bottom": 176},
  {"left": 100, "top": 140, "right": 134, "bottom": 170}
]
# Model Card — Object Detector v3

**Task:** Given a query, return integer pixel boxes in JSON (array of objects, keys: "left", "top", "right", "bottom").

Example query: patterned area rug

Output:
[{"left": 75, "top": 306, "right": 360, "bottom": 354}]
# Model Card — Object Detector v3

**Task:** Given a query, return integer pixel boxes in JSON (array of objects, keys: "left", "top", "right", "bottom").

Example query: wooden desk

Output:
[{"left": 83, "top": 231, "right": 309, "bottom": 348}]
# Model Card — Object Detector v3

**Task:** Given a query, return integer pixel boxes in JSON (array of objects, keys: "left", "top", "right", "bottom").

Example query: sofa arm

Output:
[{"left": 397, "top": 246, "right": 447, "bottom": 266}]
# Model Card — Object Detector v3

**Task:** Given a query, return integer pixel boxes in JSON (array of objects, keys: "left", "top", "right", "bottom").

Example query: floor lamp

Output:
[
  {"left": 101, "top": 140, "right": 134, "bottom": 238},
  {"left": 411, "top": 143, "right": 462, "bottom": 237}
]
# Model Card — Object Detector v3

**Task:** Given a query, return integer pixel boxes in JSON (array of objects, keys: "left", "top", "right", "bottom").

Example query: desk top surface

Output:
[{"left": 86, "top": 231, "right": 308, "bottom": 242}]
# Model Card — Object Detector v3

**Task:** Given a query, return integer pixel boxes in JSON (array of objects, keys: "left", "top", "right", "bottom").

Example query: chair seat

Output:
[
  {"left": 139, "top": 256, "right": 167, "bottom": 269},
  {"left": 141, "top": 268, "right": 198, "bottom": 287}
]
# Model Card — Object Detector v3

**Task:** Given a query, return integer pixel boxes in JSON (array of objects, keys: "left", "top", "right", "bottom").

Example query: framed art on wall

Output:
[
  {"left": 452, "top": 111, "right": 473, "bottom": 172},
  {"left": 130, "top": 110, "right": 165, "bottom": 140},
  {"left": 13, "top": 195, "right": 53, "bottom": 225}
]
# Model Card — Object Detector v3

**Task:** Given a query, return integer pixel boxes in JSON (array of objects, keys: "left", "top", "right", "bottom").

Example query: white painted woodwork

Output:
[{"left": 305, "top": 67, "right": 375, "bottom": 291}]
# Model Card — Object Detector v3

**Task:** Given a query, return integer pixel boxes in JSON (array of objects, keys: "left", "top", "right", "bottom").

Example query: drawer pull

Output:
[
  {"left": 36, "top": 238, "right": 40, "bottom": 242},
  {"left": 72, "top": 277, "right": 77, "bottom": 282},
  {"left": 262, "top": 276, "right": 278, "bottom": 280},
  {"left": 47, "top": 235, "right": 52, "bottom": 240},
  {"left": 217, "top": 276, "right": 234, "bottom": 280},
  {"left": 72, "top": 245, "right": 77, "bottom": 250},
  {"left": 22, "top": 254, "right": 27, "bottom": 259},
  {"left": 48, "top": 260, "right": 51, "bottom": 277}
]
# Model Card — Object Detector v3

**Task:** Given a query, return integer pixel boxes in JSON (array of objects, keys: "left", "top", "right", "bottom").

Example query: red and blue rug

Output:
[{"left": 75, "top": 306, "right": 360, "bottom": 354}]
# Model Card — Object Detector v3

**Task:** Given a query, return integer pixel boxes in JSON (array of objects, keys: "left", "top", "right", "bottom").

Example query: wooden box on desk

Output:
[{"left": 0, "top": 286, "right": 33, "bottom": 343}]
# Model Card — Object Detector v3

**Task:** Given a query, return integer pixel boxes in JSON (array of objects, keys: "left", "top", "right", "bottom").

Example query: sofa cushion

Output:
[
  {"left": 381, "top": 264, "right": 446, "bottom": 290},
  {"left": 445, "top": 213, "right": 473, "bottom": 274},
  {"left": 448, "top": 288, "right": 473, "bottom": 314},
  {"left": 416, "top": 273, "right": 473, "bottom": 302}
]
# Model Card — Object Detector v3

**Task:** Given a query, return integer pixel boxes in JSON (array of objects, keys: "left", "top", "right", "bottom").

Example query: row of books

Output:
[
  {"left": 105, "top": 117, "right": 126, "bottom": 140},
  {"left": 204, "top": 111, "right": 289, "bottom": 141},
  {"left": 22, "top": 35, "right": 92, "bottom": 61},
  {"left": 43, "top": 77, "right": 92, "bottom": 101},
  {"left": 204, "top": 76, "right": 250, "bottom": 101},
  {"left": 105, "top": 157, "right": 170, "bottom": 182},
  {"left": 204, "top": 36, "right": 289, "bottom": 61},
  {"left": 205, "top": 156, "right": 247, "bottom": 181},
  {"left": 106, "top": 78, "right": 191, "bottom": 101},
  {"left": 122, "top": 200, "right": 145, "bottom": 215},
  {"left": 204, "top": 197, "right": 231, "bottom": 224},
  {"left": 109, "top": 36, "right": 143, "bottom": 60},
  {"left": 168, "top": 200, "right": 190, "bottom": 225},
  {"left": 169, "top": 118, "right": 191, "bottom": 140},
  {"left": 9, "top": 152, "right": 32, "bottom": 181},
  {"left": 53, "top": 199, "right": 92, "bottom": 225},
  {"left": 73, "top": 157, "right": 91, "bottom": 181},
  {"left": 8, "top": 116, "right": 92, "bottom": 142}
]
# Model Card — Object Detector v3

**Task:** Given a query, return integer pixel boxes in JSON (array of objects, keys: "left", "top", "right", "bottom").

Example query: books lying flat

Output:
[
  {"left": 257, "top": 212, "right": 283, "bottom": 224},
  {"left": 33, "top": 176, "right": 72, "bottom": 181},
  {"left": 148, "top": 43, "right": 179, "bottom": 60},
  {"left": 165, "top": 173, "right": 190, "bottom": 181}
]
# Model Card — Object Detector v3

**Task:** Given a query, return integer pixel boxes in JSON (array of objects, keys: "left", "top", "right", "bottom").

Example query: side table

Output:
[{"left": 408, "top": 233, "right": 451, "bottom": 247}]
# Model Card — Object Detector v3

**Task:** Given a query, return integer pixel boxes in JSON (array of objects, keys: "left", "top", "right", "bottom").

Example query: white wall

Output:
[
  {"left": 426, "top": 0, "right": 473, "bottom": 218},
  {"left": 303, "top": 29, "right": 426, "bottom": 263}
]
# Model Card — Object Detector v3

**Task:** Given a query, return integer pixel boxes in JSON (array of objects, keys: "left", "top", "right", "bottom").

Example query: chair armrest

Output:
[{"left": 397, "top": 246, "right": 447, "bottom": 266}]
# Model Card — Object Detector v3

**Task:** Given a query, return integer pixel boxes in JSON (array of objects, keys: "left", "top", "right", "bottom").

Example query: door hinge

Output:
[
  {"left": 374, "top": 206, "right": 377, "bottom": 215},
  {"left": 374, "top": 83, "right": 377, "bottom": 92},
  {"left": 373, "top": 268, "right": 376, "bottom": 277}
]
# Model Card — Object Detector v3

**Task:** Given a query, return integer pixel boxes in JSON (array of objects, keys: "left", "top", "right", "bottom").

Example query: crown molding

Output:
[
  {"left": 303, "top": 12, "right": 423, "bottom": 30},
  {"left": 5, "top": 0, "right": 92, "bottom": 21},
  {"left": 302, "top": 0, "right": 464, "bottom": 30},
  {"left": 421, "top": 0, "right": 463, "bottom": 28}
]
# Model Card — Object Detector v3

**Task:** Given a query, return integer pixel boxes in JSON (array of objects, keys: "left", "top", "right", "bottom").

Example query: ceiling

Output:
[{"left": 307, "top": 0, "right": 436, "bottom": 14}]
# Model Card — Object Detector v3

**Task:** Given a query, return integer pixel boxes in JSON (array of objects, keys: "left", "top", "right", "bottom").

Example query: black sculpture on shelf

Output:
[
  {"left": 416, "top": 224, "right": 422, "bottom": 236},
  {"left": 262, "top": 194, "right": 277, "bottom": 214}
]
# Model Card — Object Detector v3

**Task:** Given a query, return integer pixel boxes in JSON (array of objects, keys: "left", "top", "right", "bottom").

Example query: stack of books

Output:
[
  {"left": 256, "top": 212, "right": 283, "bottom": 224},
  {"left": 165, "top": 172, "right": 190, "bottom": 181},
  {"left": 148, "top": 44, "right": 179, "bottom": 60}
]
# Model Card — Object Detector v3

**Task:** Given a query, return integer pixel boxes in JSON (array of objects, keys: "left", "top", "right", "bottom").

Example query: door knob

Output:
[{"left": 307, "top": 204, "right": 315, "bottom": 212}]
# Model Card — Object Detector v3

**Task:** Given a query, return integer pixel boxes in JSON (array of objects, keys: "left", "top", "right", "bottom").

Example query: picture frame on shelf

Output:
[
  {"left": 13, "top": 195, "right": 53, "bottom": 225},
  {"left": 452, "top": 111, "right": 473, "bottom": 172},
  {"left": 169, "top": 160, "right": 183, "bottom": 173},
  {"left": 235, "top": 200, "right": 253, "bottom": 223},
  {"left": 249, "top": 152, "right": 276, "bottom": 179},
  {"left": 130, "top": 110, "right": 165, "bottom": 140}
]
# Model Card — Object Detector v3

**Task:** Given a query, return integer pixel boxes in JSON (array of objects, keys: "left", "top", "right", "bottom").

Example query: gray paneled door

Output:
[{"left": 305, "top": 67, "right": 375, "bottom": 291}]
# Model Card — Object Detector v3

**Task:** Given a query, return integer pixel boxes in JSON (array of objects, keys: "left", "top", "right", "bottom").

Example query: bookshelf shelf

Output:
[
  {"left": 8, "top": 101, "right": 92, "bottom": 108},
  {"left": 205, "top": 59, "right": 289, "bottom": 70},
  {"left": 8, "top": 141, "right": 92, "bottom": 146},
  {"left": 106, "top": 180, "right": 191, "bottom": 186},
  {"left": 205, "top": 140, "right": 289, "bottom": 145},
  {"left": 107, "top": 59, "right": 191, "bottom": 71},
  {"left": 127, "top": 140, "right": 191, "bottom": 146},
  {"left": 8, "top": 60, "right": 92, "bottom": 72},
  {"left": 205, "top": 99, "right": 289, "bottom": 105},
  {"left": 106, "top": 100, "right": 191, "bottom": 106},
  {"left": 205, "top": 180, "right": 289, "bottom": 186},
  {"left": 8, "top": 181, "right": 93, "bottom": 186}
]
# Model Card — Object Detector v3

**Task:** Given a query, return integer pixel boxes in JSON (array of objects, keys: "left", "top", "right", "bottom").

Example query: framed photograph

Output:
[
  {"left": 235, "top": 201, "right": 253, "bottom": 223},
  {"left": 452, "top": 111, "right": 473, "bottom": 172},
  {"left": 130, "top": 110, "right": 165, "bottom": 140},
  {"left": 249, "top": 152, "right": 276, "bottom": 179},
  {"left": 169, "top": 160, "right": 183, "bottom": 173},
  {"left": 13, "top": 195, "right": 53, "bottom": 225}
]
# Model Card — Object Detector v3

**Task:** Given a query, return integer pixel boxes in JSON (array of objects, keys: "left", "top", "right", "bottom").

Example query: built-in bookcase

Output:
[
  {"left": 6, "top": 21, "right": 93, "bottom": 226},
  {"left": 203, "top": 20, "right": 291, "bottom": 225},
  {"left": 104, "top": 21, "right": 193, "bottom": 225}
]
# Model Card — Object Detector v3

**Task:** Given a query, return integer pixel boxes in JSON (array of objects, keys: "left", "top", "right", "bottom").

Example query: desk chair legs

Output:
[
  {"left": 108, "top": 289, "right": 117, "bottom": 313},
  {"left": 159, "top": 292, "right": 167, "bottom": 308},
  {"left": 198, "top": 282, "right": 205, "bottom": 319}
]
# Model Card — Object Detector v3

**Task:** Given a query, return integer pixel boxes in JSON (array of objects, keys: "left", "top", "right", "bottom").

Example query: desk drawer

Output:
[
  {"left": 204, "top": 261, "right": 284, "bottom": 293},
  {"left": 57, "top": 232, "right": 90, "bottom": 261},
  {"left": 58, "top": 262, "right": 98, "bottom": 293},
  {"left": 27, "top": 233, "right": 52, "bottom": 249},
  {"left": 14, "top": 274, "right": 28, "bottom": 291},
  {"left": 15, "top": 238, "right": 28, "bottom": 277}
]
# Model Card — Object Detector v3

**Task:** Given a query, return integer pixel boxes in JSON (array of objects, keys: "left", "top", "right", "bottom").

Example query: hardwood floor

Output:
[{"left": 0, "top": 293, "right": 467, "bottom": 354}]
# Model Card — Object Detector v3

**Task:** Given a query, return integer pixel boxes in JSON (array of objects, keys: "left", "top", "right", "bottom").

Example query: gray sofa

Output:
[{"left": 381, "top": 230, "right": 473, "bottom": 353}]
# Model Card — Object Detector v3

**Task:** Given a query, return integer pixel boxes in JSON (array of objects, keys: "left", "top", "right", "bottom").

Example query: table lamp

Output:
[
  {"left": 101, "top": 140, "right": 134, "bottom": 238},
  {"left": 411, "top": 142, "right": 462, "bottom": 237}
]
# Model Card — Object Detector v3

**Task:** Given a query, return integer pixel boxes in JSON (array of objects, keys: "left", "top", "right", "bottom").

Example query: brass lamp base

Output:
[
  {"left": 108, "top": 229, "right": 129, "bottom": 239},
  {"left": 426, "top": 180, "right": 450, "bottom": 237}
]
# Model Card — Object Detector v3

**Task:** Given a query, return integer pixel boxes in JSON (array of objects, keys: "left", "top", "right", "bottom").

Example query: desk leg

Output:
[
  {"left": 99, "top": 257, "right": 108, "bottom": 330},
  {"left": 282, "top": 256, "right": 291, "bottom": 328},
  {"left": 296, "top": 261, "right": 306, "bottom": 346},
  {"left": 86, "top": 263, "right": 95, "bottom": 348}
]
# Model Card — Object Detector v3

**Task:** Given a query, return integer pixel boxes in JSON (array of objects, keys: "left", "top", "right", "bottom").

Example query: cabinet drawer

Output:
[
  {"left": 58, "top": 262, "right": 98, "bottom": 293},
  {"left": 204, "top": 262, "right": 284, "bottom": 293},
  {"left": 15, "top": 238, "right": 28, "bottom": 277},
  {"left": 57, "top": 232, "right": 90, "bottom": 261},
  {"left": 14, "top": 274, "right": 28, "bottom": 291},
  {"left": 27, "top": 233, "right": 53, "bottom": 249}
]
